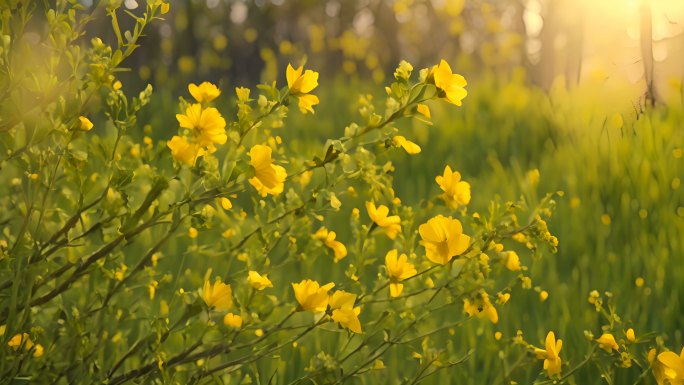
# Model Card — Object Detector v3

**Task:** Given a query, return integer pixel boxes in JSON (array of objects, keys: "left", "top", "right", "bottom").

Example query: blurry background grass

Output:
[{"left": 77, "top": 0, "right": 684, "bottom": 383}]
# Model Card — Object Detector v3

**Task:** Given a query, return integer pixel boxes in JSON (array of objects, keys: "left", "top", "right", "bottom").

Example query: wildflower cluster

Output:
[{"left": 1, "top": 2, "right": 674, "bottom": 385}]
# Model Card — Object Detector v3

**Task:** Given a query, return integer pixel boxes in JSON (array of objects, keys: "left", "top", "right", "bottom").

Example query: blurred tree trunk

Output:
[
  {"left": 512, "top": 0, "right": 531, "bottom": 74},
  {"left": 640, "top": 1, "right": 656, "bottom": 106},
  {"left": 565, "top": 13, "right": 583, "bottom": 88},
  {"left": 533, "top": 0, "right": 558, "bottom": 89},
  {"left": 374, "top": 0, "right": 401, "bottom": 71}
]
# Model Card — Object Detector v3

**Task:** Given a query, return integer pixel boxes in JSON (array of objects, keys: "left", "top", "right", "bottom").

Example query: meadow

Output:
[{"left": 0, "top": 1, "right": 682, "bottom": 384}]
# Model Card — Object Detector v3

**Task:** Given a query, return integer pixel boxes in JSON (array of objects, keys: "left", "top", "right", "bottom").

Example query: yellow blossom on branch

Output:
[
  {"left": 626, "top": 328, "right": 636, "bottom": 342},
  {"left": 223, "top": 313, "right": 243, "bottom": 328},
  {"left": 314, "top": 227, "right": 348, "bottom": 262},
  {"left": 286, "top": 64, "right": 320, "bottom": 114},
  {"left": 176, "top": 103, "right": 227, "bottom": 150},
  {"left": 505, "top": 251, "right": 522, "bottom": 271},
  {"left": 385, "top": 249, "right": 416, "bottom": 297},
  {"left": 435, "top": 165, "right": 471, "bottom": 209},
  {"left": 366, "top": 202, "right": 401, "bottom": 240},
  {"left": 167, "top": 135, "right": 205, "bottom": 165},
  {"left": 392, "top": 136, "right": 421, "bottom": 155},
  {"left": 649, "top": 348, "right": 684, "bottom": 385},
  {"left": 247, "top": 271, "right": 273, "bottom": 291},
  {"left": 431, "top": 59, "right": 467, "bottom": 106},
  {"left": 248, "top": 144, "right": 287, "bottom": 197},
  {"left": 78, "top": 116, "right": 94, "bottom": 131},
  {"left": 416, "top": 103, "right": 431, "bottom": 119},
  {"left": 201, "top": 279, "right": 233, "bottom": 310},
  {"left": 329, "top": 290, "right": 362, "bottom": 333},
  {"left": 534, "top": 331, "right": 563, "bottom": 378},
  {"left": 7, "top": 332, "right": 43, "bottom": 358},
  {"left": 292, "top": 279, "right": 334, "bottom": 312},
  {"left": 188, "top": 82, "right": 221, "bottom": 103},
  {"left": 419, "top": 215, "right": 470, "bottom": 265},
  {"left": 463, "top": 292, "right": 498, "bottom": 324},
  {"left": 596, "top": 333, "right": 619, "bottom": 353}
]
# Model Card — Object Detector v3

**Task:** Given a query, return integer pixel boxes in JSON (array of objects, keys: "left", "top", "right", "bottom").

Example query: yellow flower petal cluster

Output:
[
  {"left": 167, "top": 136, "right": 206, "bottom": 166},
  {"left": 649, "top": 348, "right": 684, "bottom": 385},
  {"left": 432, "top": 59, "right": 467, "bottom": 106},
  {"left": 248, "top": 144, "right": 287, "bottom": 197},
  {"left": 534, "top": 331, "right": 563, "bottom": 378},
  {"left": 416, "top": 104, "right": 431, "bottom": 118},
  {"left": 168, "top": 82, "right": 227, "bottom": 166},
  {"left": 392, "top": 136, "right": 421, "bottom": 154},
  {"left": 419, "top": 215, "right": 470, "bottom": 265},
  {"left": 329, "top": 290, "right": 362, "bottom": 333},
  {"left": 596, "top": 333, "right": 619, "bottom": 353},
  {"left": 7, "top": 332, "right": 44, "bottom": 358},
  {"left": 314, "top": 227, "right": 348, "bottom": 262},
  {"left": 78, "top": 116, "right": 93, "bottom": 131},
  {"left": 505, "top": 251, "right": 521, "bottom": 271},
  {"left": 286, "top": 64, "right": 319, "bottom": 114},
  {"left": 189, "top": 82, "right": 221, "bottom": 103},
  {"left": 366, "top": 202, "right": 401, "bottom": 240},
  {"left": 202, "top": 279, "right": 233, "bottom": 310},
  {"left": 435, "top": 165, "right": 471, "bottom": 209},
  {"left": 626, "top": 328, "right": 636, "bottom": 342},
  {"left": 176, "top": 103, "right": 227, "bottom": 149},
  {"left": 223, "top": 313, "right": 243, "bottom": 328},
  {"left": 385, "top": 249, "right": 416, "bottom": 297},
  {"left": 292, "top": 279, "right": 334, "bottom": 312},
  {"left": 463, "top": 293, "right": 498, "bottom": 324},
  {"left": 248, "top": 271, "right": 273, "bottom": 291}
]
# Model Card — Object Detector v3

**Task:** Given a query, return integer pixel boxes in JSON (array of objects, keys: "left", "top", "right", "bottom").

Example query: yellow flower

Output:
[
  {"left": 286, "top": 64, "right": 320, "bottom": 114},
  {"left": 649, "top": 348, "right": 684, "bottom": 385},
  {"left": 540, "top": 290, "right": 549, "bottom": 302},
  {"left": 432, "top": 59, "right": 467, "bottom": 106},
  {"left": 385, "top": 249, "right": 416, "bottom": 297},
  {"left": 314, "top": 227, "right": 348, "bottom": 262},
  {"left": 248, "top": 145, "right": 287, "bottom": 197},
  {"left": 235, "top": 87, "right": 251, "bottom": 102},
  {"left": 176, "top": 103, "right": 227, "bottom": 150},
  {"left": 463, "top": 293, "right": 498, "bottom": 324},
  {"left": 247, "top": 271, "right": 273, "bottom": 290},
  {"left": 7, "top": 332, "right": 43, "bottom": 357},
  {"left": 366, "top": 201, "right": 401, "bottom": 240},
  {"left": 295, "top": 94, "right": 320, "bottom": 115},
  {"left": 78, "top": 116, "right": 94, "bottom": 131},
  {"left": 188, "top": 227, "right": 198, "bottom": 239},
  {"left": 416, "top": 103, "right": 431, "bottom": 119},
  {"left": 32, "top": 343, "right": 43, "bottom": 358},
  {"left": 292, "top": 279, "right": 334, "bottom": 312},
  {"left": 435, "top": 165, "right": 471, "bottom": 209},
  {"left": 8, "top": 333, "right": 32, "bottom": 350},
  {"left": 505, "top": 251, "right": 521, "bottom": 271},
  {"left": 626, "top": 328, "right": 636, "bottom": 342},
  {"left": 223, "top": 313, "right": 243, "bottom": 328},
  {"left": 221, "top": 197, "right": 233, "bottom": 210},
  {"left": 534, "top": 331, "right": 563, "bottom": 378},
  {"left": 329, "top": 290, "right": 362, "bottom": 333},
  {"left": 167, "top": 136, "right": 205, "bottom": 166},
  {"left": 394, "top": 60, "right": 413, "bottom": 81},
  {"left": 392, "top": 136, "right": 421, "bottom": 154},
  {"left": 596, "top": 333, "right": 619, "bottom": 353},
  {"left": 419, "top": 215, "right": 470, "bottom": 265},
  {"left": 496, "top": 292, "right": 511, "bottom": 305},
  {"left": 189, "top": 82, "right": 221, "bottom": 103},
  {"left": 201, "top": 279, "right": 233, "bottom": 310}
]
